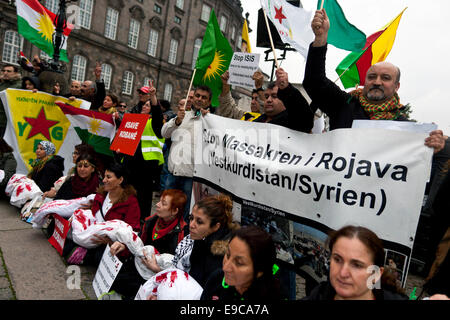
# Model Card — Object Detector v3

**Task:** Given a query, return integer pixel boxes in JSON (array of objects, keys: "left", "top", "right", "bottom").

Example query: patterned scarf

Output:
[
  {"left": 28, "top": 155, "right": 53, "bottom": 177},
  {"left": 350, "top": 88, "right": 404, "bottom": 120}
]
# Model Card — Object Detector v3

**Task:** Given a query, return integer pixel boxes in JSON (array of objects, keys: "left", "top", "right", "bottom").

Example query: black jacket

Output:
[
  {"left": 201, "top": 269, "right": 286, "bottom": 301},
  {"left": 303, "top": 44, "right": 407, "bottom": 130},
  {"left": 303, "top": 280, "right": 408, "bottom": 300},
  {"left": 140, "top": 214, "right": 188, "bottom": 255},
  {"left": 30, "top": 155, "right": 64, "bottom": 192},
  {"left": 254, "top": 83, "right": 314, "bottom": 133},
  {"left": 189, "top": 226, "right": 231, "bottom": 288}
]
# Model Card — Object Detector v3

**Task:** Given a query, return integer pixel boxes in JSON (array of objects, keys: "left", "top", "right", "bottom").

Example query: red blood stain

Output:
[
  {"left": 76, "top": 211, "right": 88, "bottom": 230},
  {"left": 155, "top": 272, "right": 167, "bottom": 283},
  {"left": 16, "top": 186, "right": 24, "bottom": 196},
  {"left": 169, "top": 271, "right": 178, "bottom": 287}
]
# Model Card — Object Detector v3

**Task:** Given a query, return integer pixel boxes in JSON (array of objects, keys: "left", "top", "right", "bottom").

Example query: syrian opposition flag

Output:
[
  {"left": 56, "top": 102, "right": 115, "bottom": 156},
  {"left": 17, "top": 0, "right": 73, "bottom": 62}
]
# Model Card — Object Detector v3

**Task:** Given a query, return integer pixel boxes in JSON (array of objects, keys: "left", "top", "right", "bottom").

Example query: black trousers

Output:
[{"left": 123, "top": 149, "right": 160, "bottom": 221}]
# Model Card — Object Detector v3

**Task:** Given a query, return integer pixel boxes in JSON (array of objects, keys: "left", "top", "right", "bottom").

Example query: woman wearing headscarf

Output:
[{"left": 28, "top": 140, "right": 64, "bottom": 192}]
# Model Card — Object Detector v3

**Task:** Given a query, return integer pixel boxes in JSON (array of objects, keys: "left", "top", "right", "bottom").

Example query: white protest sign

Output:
[
  {"left": 227, "top": 52, "right": 260, "bottom": 90},
  {"left": 195, "top": 114, "right": 433, "bottom": 249},
  {"left": 93, "top": 245, "right": 123, "bottom": 298}
]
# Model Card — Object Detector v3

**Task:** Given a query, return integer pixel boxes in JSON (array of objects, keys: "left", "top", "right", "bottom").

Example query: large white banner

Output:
[{"left": 193, "top": 114, "right": 433, "bottom": 285}]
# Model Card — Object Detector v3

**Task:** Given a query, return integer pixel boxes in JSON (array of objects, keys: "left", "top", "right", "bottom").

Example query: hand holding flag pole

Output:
[
  {"left": 262, "top": 8, "right": 279, "bottom": 69},
  {"left": 183, "top": 68, "right": 197, "bottom": 110}
]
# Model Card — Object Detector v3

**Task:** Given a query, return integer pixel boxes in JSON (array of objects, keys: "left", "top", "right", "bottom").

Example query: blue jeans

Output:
[{"left": 164, "top": 173, "right": 193, "bottom": 223}]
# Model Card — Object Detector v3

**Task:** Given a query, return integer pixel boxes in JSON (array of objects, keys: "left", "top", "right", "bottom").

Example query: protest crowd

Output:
[{"left": 0, "top": 6, "right": 449, "bottom": 302}]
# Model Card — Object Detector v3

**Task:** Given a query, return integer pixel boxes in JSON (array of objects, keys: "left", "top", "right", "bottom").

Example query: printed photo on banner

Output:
[{"left": 293, "top": 223, "right": 329, "bottom": 286}]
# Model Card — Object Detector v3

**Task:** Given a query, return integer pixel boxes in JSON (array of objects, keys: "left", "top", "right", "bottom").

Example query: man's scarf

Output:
[{"left": 350, "top": 88, "right": 404, "bottom": 120}]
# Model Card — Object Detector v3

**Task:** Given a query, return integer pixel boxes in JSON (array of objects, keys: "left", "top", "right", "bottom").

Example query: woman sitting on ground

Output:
[
  {"left": 201, "top": 225, "right": 287, "bottom": 301},
  {"left": 144, "top": 194, "right": 239, "bottom": 288},
  {"left": 0, "top": 138, "right": 17, "bottom": 197},
  {"left": 107, "top": 189, "right": 188, "bottom": 299},
  {"left": 64, "top": 162, "right": 140, "bottom": 265},
  {"left": 54, "top": 153, "right": 100, "bottom": 200},
  {"left": 43, "top": 143, "right": 97, "bottom": 199},
  {"left": 28, "top": 140, "right": 64, "bottom": 193},
  {"left": 304, "top": 225, "right": 415, "bottom": 300}
]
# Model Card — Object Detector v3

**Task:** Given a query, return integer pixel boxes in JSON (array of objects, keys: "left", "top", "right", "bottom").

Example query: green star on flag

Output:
[{"left": 193, "top": 9, "right": 233, "bottom": 107}]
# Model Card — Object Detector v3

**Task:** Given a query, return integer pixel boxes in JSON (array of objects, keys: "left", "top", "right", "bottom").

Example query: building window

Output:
[
  {"left": 45, "top": 0, "right": 59, "bottom": 14},
  {"left": 175, "top": 0, "right": 184, "bottom": 10},
  {"left": 154, "top": 4, "right": 162, "bottom": 14},
  {"left": 174, "top": 16, "right": 181, "bottom": 24},
  {"left": 164, "top": 83, "right": 173, "bottom": 102},
  {"left": 231, "top": 25, "right": 236, "bottom": 41},
  {"left": 147, "top": 29, "right": 159, "bottom": 57},
  {"left": 79, "top": 0, "right": 94, "bottom": 29},
  {"left": 201, "top": 4, "right": 211, "bottom": 22},
  {"left": 168, "top": 39, "right": 178, "bottom": 65},
  {"left": 191, "top": 38, "right": 202, "bottom": 69},
  {"left": 237, "top": 35, "right": 242, "bottom": 50},
  {"left": 101, "top": 63, "right": 112, "bottom": 90},
  {"left": 122, "top": 71, "right": 134, "bottom": 95},
  {"left": 104, "top": 7, "right": 119, "bottom": 40},
  {"left": 220, "top": 15, "right": 228, "bottom": 33},
  {"left": 71, "top": 55, "right": 87, "bottom": 82},
  {"left": 2, "top": 31, "right": 22, "bottom": 65},
  {"left": 128, "top": 19, "right": 140, "bottom": 49}
]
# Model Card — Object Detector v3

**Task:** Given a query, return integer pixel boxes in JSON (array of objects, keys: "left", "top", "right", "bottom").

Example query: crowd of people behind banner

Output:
[{"left": 0, "top": 10, "right": 448, "bottom": 301}]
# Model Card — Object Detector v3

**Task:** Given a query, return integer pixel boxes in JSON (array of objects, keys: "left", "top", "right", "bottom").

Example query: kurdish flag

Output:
[
  {"left": 56, "top": 102, "right": 115, "bottom": 156},
  {"left": 17, "top": 0, "right": 73, "bottom": 62},
  {"left": 193, "top": 9, "right": 233, "bottom": 107},
  {"left": 336, "top": 8, "right": 406, "bottom": 89}
]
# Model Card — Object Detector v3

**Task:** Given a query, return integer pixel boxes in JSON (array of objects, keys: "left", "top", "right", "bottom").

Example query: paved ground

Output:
[{"left": 0, "top": 194, "right": 429, "bottom": 300}]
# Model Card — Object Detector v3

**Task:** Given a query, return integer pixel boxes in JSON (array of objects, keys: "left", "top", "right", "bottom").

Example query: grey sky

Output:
[{"left": 241, "top": 0, "right": 450, "bottom": 134}]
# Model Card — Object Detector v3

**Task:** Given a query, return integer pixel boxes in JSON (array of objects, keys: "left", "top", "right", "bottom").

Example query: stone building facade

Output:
[{"left": 1, "top": 0, "right": 245, "bottom": 108}]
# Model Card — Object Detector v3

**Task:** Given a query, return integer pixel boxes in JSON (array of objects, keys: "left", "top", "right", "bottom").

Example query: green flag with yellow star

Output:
[{"left": 193, "top": 9, "right": 233, "bottom": 107}]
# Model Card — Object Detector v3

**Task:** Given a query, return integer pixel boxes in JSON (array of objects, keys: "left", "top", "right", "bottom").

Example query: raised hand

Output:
[
  {"left": 94, "top": 61, "right": 102, "bottom": 80},
  {"left": 311, "top": 9, "right": 330, "bottom": 47}
]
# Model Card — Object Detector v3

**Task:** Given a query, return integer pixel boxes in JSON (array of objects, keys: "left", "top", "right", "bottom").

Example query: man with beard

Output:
[
  {"left": 80, "top": 62, "right": 105, "bottom": 110},
  {"left": 303, "top": 9, "right": 444, "bottom": 153}
]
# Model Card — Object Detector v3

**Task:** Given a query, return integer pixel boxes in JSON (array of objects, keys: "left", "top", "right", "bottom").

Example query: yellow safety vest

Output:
[
  {"left": 240, "top": 112, "right": 261, "bottom": 122},
  {"left": 141, "top": 118, "right": 165, "bottom": 165}
]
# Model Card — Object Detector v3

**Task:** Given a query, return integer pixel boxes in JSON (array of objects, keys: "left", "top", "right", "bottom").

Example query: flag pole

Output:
[
  {"left": 320, "top": 0, "right": 325, "bottom": 10},
  {"left": 262, "top": 8, "right": 279, "bottom": 69},
  {"left": 333, "top": 65, "right": 352, "bottom": 84},
  {"left": 183, "top": 68, "right": 197, "bottom": 110}
]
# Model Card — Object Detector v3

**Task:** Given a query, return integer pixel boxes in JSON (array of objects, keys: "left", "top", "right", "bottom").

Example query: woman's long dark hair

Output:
[{"left": 228, "top": 225, "right": 282, "bottom": 299}]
